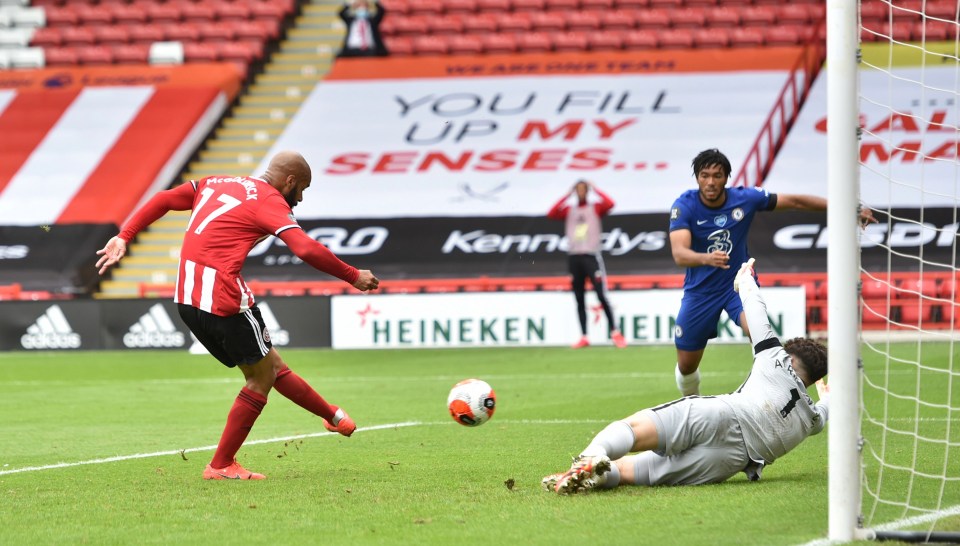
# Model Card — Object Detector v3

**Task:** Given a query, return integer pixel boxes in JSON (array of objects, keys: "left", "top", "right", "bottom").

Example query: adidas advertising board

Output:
[{"left": 0, "top": 301, "right": 101, "bottom": 351}]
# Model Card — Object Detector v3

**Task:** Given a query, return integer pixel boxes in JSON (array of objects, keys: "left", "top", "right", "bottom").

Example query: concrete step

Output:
[
  {"left": 279, "top": 40, "right": 339, "bottom": 54},
  {"left": 239, "top": 93, "right": 305, "bottom": 106},
  {"left": 97, "top": 280, "right": 144, "bottom": 298},
  {"left": 232, "top": 104, "right": 302, "bottom": 118},
  {"left": 111, "top": 268, "right": 178, "bottom": 283},
  {"left": 263, "top": 63, "right": 331, "bottom": 77},
  {"left": 272, "top": 52, "right": 333, "bottom": 64},
  {"left": 186, "top": 161, "right": 258, "bottom": 175},
  {"left": 295, "top": 15, "right": 340, "bottom": 28},
  {"left": 222, "top": 117, "right": 287, "bottom": 129},
  {"left": 207, "top": 139, "right": 274, "bottom": 152},
  {"left": 247, "top": 83, "right": 317, "bottom": 96},
  {"left": 287, "top": 27, "right": 342, "bottom": 41},
  {"left": 215, "top": 127, "right": 284, "bottom": 140},
  {"left": 119, "top": 255, "right": 180, "bottom": 269},
  {"left": 137, "top": 231, "right": 187, "bottom": 245},
  {"left": 254, "top": 72, "right": 321, "bottom": 85},
  {"left": 199, "top": 149, "right": 267, "bottom": 163}
]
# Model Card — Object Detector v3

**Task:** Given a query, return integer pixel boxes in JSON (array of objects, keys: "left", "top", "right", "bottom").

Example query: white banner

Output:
[
  {"left": 265, "top": 71, "right": 791, "bottom": 219},
  {"left": 766, "top": 66, "right": 960, "bottom": 208},
  {"left": 331, "top": 288, "right": 806, "bottom": 349}
]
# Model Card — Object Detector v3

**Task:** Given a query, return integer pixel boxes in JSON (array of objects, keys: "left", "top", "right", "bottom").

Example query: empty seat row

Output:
[
  {"left": 385, "top": 26, "right": 812, "bottom": 56},
  {"left": 380, "top": 5, "right": 824, "bottom": 37},
  {"left": 383, "top": 0, "right": 826, "bottom": 16},
  {"left": 861, "top": 19, "right": 959, "bottom": 42},
  {"left": 37, "top": 0, "right": 292, "bottom": 27},
  {"left": 38, "top": 40, "right": 264, "bottom": 66},
  {"left": 29, "top": 20, "right": 278, "bottom": 46}
]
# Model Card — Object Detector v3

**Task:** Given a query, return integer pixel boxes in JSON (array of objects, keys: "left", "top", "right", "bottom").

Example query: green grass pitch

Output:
[{"left": 1, "top": 343, "right": 957, "bottom": 545}]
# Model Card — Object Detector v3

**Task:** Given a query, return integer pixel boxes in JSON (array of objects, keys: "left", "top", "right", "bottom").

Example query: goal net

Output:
[{"left": 829, "top": 0, "right": 960, "bottom": 540}]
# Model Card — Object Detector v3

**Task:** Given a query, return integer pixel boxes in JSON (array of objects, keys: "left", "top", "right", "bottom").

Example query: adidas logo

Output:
[
  {"left": 124, "top": 304, "right": 185, "bottom": 348},
  {"left": 21, "top": 304, "right": 81, "bottom": 350},
  {"left": 259, "top": 303, "right": 289, "bottom": 346}
]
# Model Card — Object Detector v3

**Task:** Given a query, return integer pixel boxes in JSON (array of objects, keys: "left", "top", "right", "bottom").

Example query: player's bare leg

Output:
[{"left": 675, "top": 349, "right": 703, "bottom": 396}]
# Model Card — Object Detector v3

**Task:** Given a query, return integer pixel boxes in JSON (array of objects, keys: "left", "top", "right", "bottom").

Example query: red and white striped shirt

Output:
[{"left": 119, "top": 175, "right": 359, "bottom": 316}]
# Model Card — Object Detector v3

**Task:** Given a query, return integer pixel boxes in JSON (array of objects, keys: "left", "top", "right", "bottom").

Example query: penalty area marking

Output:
[{"left": 0, "top": 418, "right": 607, "bottom": 477}]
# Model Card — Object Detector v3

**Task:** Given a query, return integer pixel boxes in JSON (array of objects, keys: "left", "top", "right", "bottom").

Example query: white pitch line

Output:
[
  {"left": 0, "top": 418, "right": 608, "bottom": 477},
  {"left": 797, "top": 504, "right": 960, "bottom": 546}
]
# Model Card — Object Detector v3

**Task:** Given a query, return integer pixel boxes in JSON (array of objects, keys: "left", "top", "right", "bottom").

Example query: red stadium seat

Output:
[
  {"left": 44, "top": 46, "right": 79, "bottom": 66},
  {"left": 428, "top": 14, "right": 466, "bottom": 35},
  {"left": 481, "top": 33, "right": 518, "bottom": 53},
  {"left": 599, "top": 10, "right": 636, "bottom": 30},
  {"left": 693, "top": 27, "right": 729, "bottom": 48},
  {"left": 553, "top": 30, "right": 588, "bottom": 52},
  {"left": 76, "top": 45, "right": 114, "bottom": 65},
  {"left": 705, "top": 6, "right": 740, "bottom": 27},
  {"left": 740, "top": 6, "right": 777, "bottom": 27},
  {"left": 896, "top": 277, "right": 939, "bottom": 299},
  {"left": 776, "top": 4, "right": 810, "bottom": 25},
  {"left": 530, "top": 12, "right": 566, "bottom": 31},
  {"left": 445, "top": 0, "right": 478, "bottom": 14},
  {"left": 408, "top": 0, "right": 446, "bottom": 15},
  {"left": 61, "top": 26, "right": 97, "bottom": 46},
  {"left": 565, "top": 11, "right": 601, "bottom": 31},
  {"left": 496, "top": 12, "right": 533, "bottom": 32},
  {"left": 128, "top": 24, "right": 166, "bottom": 44},
  {"left": 927, "top": 1, "right": 959, "bottom": 20},
  {"left": 916, "top": 20, "right": 957, "bottom": 41},
  {"left": 446, "top": 34, "right": 484, "bottom": 54},
  {"left": 165, "top": 22, "right": 201, "bottom": 43},
  {"left": 199, "top": 22, "right": 236, "bottom": 43},
  {"left": 517, "top": 31, "right": 553, "bottom": 52},
  {"left": 75, "top": 4, "right": 114, "bottom": 26},
  {"left": 672, "top": 7, "right": 707, "bottom": 28},
  {"left": 685, "top": 0, "right": 716, "bottom": 6},
  {"left": 764, "top": 25, "right": 804, "bottom": 46},
  {"left": 623, "top": 29, "right": 658, "bottom": 49},
  {"left": 146, "top": 3, "right": 181, "bottom": 24},
  {"left": 94, "top": 25, "right": 130, "bottom": 45},
  {"left": 112, "top": 43, "right": 150, "bottom": 64},
  {"left": 859, "top": 1, "right": 886, "bottom": 24},
  {"left": 890, "top": 0, "right": 923, "bottom": 21},
  {"left": 233, "top": 20, "right": 271, "bottom": 41},
  {"left": 861, "top": 300, "right": 890, "bottom": 324},
  {"left": 44, "top": 5, "right": 79, "bottom": 27},
  {"left": 248, "top": 1, "right": 288, "bottom": 20},
  {"left": 217, "top": 41, "right": 257, "bottom": 64},
  {"left": 183, "top": 41, "right": 219, "bottom": 62},
  {"left": 216, "top": 2, "right": 252, "bottom": 21},
  {"left": 879, "top": 21, "right": 913, "bottom": 42},
  {"left": 729, "top": 27, "right": 764, "bottom": 47},
  {"left": 462, "top": 13, "right": 498, "bottom": 34},
  {"left": 112, "top": 3, "right": 148, "bottom": 25},
  {"left": 30, "top": 27, "right": 63, "bottom": 47},
  {"left": 392, "top": 15, "right": 430, "bottom": 36},
  {"left": 636, "top": 9, "right": 669, "bottom": 29},
  {"left": 658, "top": 28, "right": 694, "bottom": 49},
  {"left": 412, "top": 35, "right": 449, "bottom": 55},
  {"left": 181, "top": 2, "right": 216, "bottom": 22},
  {"left": 648, "top": 0, "right": 682, "bottom": 7},
  {"left": 477, "top": 0, "right": 511, "bottom": 12},
  {"left": 545, "top": 0, "right": 580, "bottom": 11},
  {"left": 861, "top": 278, "right": 892, "bottom": 300},
  {"left": 384, "top": 35, "right": 414, "bottom": 55},
  {"left": 587, "top": 30, "right": 623, "bottom": 50},
  {"left": 582, "top": 0, "right": 615, "bottom": 8},
  {"left": 898, "top": 299, "right": 935, "bottom": 324},
  {"left": 938, "top": 278, "right": 959, "bottom": 299},
  {"left": 513, "top": 0, "right": 547, "bottom": 12},
  {"left": 614, "top": 0, "right": 646, "bottom": 7},
  {"left": 381, "top": 0, "right": 411, "bottom": 15}
]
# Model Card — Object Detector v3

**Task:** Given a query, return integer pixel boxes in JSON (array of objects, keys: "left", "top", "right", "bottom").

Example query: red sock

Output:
[
  {"left": 210, "top": 387, "right": 267, "bottom": 469},
  {"left": 273, "top": 365, "right": 338, "bottom": 421}
]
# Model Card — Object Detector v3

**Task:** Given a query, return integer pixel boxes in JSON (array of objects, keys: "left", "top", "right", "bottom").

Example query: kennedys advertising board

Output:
[
  {"left": 260, "top": 49, "right": 804, "bottom": 219},
  {"left": 330, "top": 288, "right": 805, "bottom": 349}
]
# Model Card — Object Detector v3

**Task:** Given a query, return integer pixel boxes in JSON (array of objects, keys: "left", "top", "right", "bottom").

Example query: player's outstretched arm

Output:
[
  {"left": 734, "top": 259, "right": 775, "bottom": 347},
  {"left": 669, "top": 229, "right": 730, "bottom": 269},
  {"left": 280, "top": 228, "right": 379, "bottom": 291},
  {"left": 96, "top": 236, "right": 127, "bottom": 275}
]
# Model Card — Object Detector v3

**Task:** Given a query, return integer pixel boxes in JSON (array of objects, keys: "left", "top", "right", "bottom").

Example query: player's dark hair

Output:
[
  {"left": 784, "top": 337, "right": 828, "bottom": 383},
  {"left": 692, "top": 149, "right": 732, "bottom": 179}
]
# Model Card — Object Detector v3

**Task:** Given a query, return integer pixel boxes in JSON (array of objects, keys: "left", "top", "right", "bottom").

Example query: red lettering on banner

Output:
[
  {"left": 373, "top": 152, "right": 418, "bottom": 173},
  {"left": 568, "top": 148, "right": 612, "bottom": 170},
  {"left": 816, "top": 110, "right": 953, "bottom": 134},
  {"left": 518, "top": 121, "right": 582, "bottom": 141},
  {"left": 418, "top": 151, "right": 472, "bottom": 171},
  {"left": 327, "top": 153, "right": 369, "bottom": 174},
  {"left": 595, "top": 119, "right": 636, "bottom": 138},
  {"left": 475, "top": 150, "right": 518, "bottom": 171},
  {"left": 522, "top": 149, "right": 566, "bottom": 170},
  {"left": 860, "top": 141, "right": 932, "bottom": 162},
  {"left": 869, "top": 113, "right": 920, "bottom": 133},
  {"left": 926, "top": 141, "right": 960, "bottom": 160}
]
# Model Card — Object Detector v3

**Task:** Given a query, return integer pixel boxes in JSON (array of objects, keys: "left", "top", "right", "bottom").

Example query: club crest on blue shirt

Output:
[
  {"left": 714, "top": 214, "right": 728, "bottom": 227},
  {"left": 732, "top": 208, "right": 745, "bottom": 221},
  {"left": 670, "top": 207, "right": 680, "bottom": 220}
]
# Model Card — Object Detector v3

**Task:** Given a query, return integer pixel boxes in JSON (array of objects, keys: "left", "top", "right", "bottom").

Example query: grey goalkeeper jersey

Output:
[{"left": 720, "top": 276, "right": 829, "bottom": 465}]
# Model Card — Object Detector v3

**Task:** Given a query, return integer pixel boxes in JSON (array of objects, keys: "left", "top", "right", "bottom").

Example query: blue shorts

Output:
[{"left": 673, "top": 289, "right": 744, "bottom": 351}]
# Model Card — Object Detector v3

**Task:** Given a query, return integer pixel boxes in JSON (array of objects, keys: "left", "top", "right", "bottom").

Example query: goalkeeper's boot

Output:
[
  {"left": 554, "top": 455, "right": 611, "bottom": 495},
  {"left": 203, "top": 460, "right": 265, "bottom": 480},
  {"left": 733, "top": 257, "right": 757, "bottom": 293},
  {"left": 541, "top": 472, "right": 565, "bottom": 492},
  {"left": 323, "top": 407, "right": 356, "bottom": 437}
]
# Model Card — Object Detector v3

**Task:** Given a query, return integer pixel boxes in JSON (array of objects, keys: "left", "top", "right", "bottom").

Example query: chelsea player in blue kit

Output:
[{"left": 668, "top": 149, "right": 874, "bottom": 396}]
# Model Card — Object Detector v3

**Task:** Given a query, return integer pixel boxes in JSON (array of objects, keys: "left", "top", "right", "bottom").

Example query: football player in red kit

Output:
[{"left": 96, "top": 151, "right": 379, "bottom": 480}]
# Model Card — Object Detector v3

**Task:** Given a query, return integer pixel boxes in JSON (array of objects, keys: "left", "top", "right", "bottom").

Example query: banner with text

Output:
[
  {"left": 262, "top": 52, "right": 799, "bottom": 219},
  {"left": 330, "top": 288, "right": 806, "bottom": 349}
]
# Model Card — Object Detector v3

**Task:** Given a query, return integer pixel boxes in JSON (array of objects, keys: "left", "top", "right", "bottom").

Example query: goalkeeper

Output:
[{"left": 543, "top": 259, "right": 830, "bottom": 494}]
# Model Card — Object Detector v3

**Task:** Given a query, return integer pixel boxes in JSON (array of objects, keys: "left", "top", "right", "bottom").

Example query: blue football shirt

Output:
[{"left": 669, "top": 186, "right": 776, "bottom": 294}]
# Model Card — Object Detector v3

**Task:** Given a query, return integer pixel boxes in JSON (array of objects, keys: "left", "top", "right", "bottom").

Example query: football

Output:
[{"left": 447, "top": 378, "right": 496, "bottom": 426}]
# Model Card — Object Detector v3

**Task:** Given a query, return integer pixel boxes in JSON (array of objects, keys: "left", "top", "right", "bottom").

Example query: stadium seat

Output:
[
  {"left": 729, "top": 27, "right": 764, "bottom": 47},
  {"left": 408, "top": 0, "right": 445, "bottom": 16},
  {"left": 182, "top": 41, "right": 218, "bottom": 62},
  {"left": 248, "top": 1, "right": 289, "bottom": 20},
  {"left": 517, "top": 31, "right": 552, "bottom": 52},
  {"left": 879, "top": 21, "right": 913, "bottom": 42},
  {"left": 30, "top": 26, "right": 62, "bottom": 47},
  {"left": 705, "top": 6, "right": 740, "bottom": 27},
  {"left": 587, "top": 29, "right": 623, "bottom": 50},
  {"left": 75, "top": 4, "right": 113, "bottom": 26},
  {"left": 658, "top": 28, "right": 694, "bottom": 49},
  {"left": 553, "top": 30, "right": 588, "bottom": 52},
  {"left": 384, "top": 35, "right": 414, "bottom": 55},
  {"left": 391, "top": 15, "right": 430, "bottom": 36},
  {"left": 112, "top": 43, "right": 150, "bottom": 64},
  {"left": 545, "top": 0, "right": 580, "bottom": 11},
  {"left": 462, "top": 13, "right": 498, "bottom": 34},
  {"left": 44, "top": 5, "right": 79, "bottom": 27},
  {"left": 530, "top": 12, "right": 566, "bottom": 32},
  {"left": 165, "top": 23, "right": 201, "bottom": 43},
  {"left": 43, "top": 45, "right": 79, "bottom": 66},
  {"left": 199, "top": 22, "right": 236, "bottom": 42},
  {"left": 622, "top": 29, "right": 658, "bottom": 49},
  {"left": 861, "top": 278, "right": 892, "bottom": 300},
  {"left": 740, "top": 6, "right": 777, "bottom": 27},
  {"left": 217, "top": 41, "right": 260, "bottom": 63},
  {"left": 615, "top": 0, "right": 646, "bottom": 7},
  {"left": 672, "top": 7, "right": 707, "bottom": 28},
  {"left": 233, "top": 20, "right": 272, "bottom": 42},
  {"left": 917, "top": 20, "right": 957, "bottom": 40},
  {"left": 412, "top": 34, "right": 449, "bottom": 55},
  {"left": 685, "top": 0, "right": 716, "bottom": 6},
  {"left": 181, "top": 2, "right": 216, "bottom": 22},
  {"left": 635, "top": 9, "right": 669, "bottom": 29},
  {"left": 496, "top": 12, "right": 533, "bottom": 32},
  {"left": 693, "top": 27, "right": 729, "bottom": 48},
  {"left": 938, "top": 278, "right": 958, "bottom": 299},
  {"left": 648, "top": 0, "right": 682, "bottom": 7},
  {"left": 61, "top": 26, "right": 97, "bottom": 46},
  {"left": 477, "top": 0, "right": 511, "bottom": 13},
  {"left": 890, "top": 0, "right": 923, "bottom": 21},
  {"left": 861, "top": 300, "right": 890, "bottom": 324},
  {"left": 599, "top": 10, "right": 637, "bottom": 30},
  {"left": 444, "top": 0, "right": 477, "bottom": 14},
  {"left": 76, "top": 45, "right": 114, "bottom": 65},
  {"left": 898, "top": 299, "right": 935, "bottom": 324},
  {"left": 859, "top": 1, "right": 886, "bottom": 24},
  {"left": 381, "top": 0, "right": 411, "bottom": 15},
  {"left": 128, "top": 24, "right": 166, "bottom": 44},
  {"left": 513, "top": 0, "right": 547, "bottom": 12},
  {"left": 111, "top": 3, "right": 148, "bottom": 25},
  {"left": 216, "top": 2, "right": 252, "bottom": 21},
  {"left": 896, "top": 277, "right": 939, "bottom": 299},
  {"left": 581, "top": 0, "right": 615, "bottom": 9},
  {"left": 926, "top": 1, "right": 959, "bottom": 20},
  {"left": 776, "top": 4, "right": 810, "bottom": 25},
  {"left": 565, "top": 11, "right": 601, "bottom": 31},
  {"left": 764, "top": 25, "right": 804, "bottom": 46},
  {"left": 481, "top": 33, "right": 518, "bottom": 53},
  {"left": 147, "top": 3, "right": 181, "bottom": 24},
  {"left": 446, "top": 34, "right": 484, "bottom": 54},
  {"left": 92, "top": 25, "right": 130, "bottom": 45},
  {"left": 149, "top": 41, "right": 184, "bottom": 64},
  {"left": 428, "top": 14, "right": 465, "bottom": 35}
]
